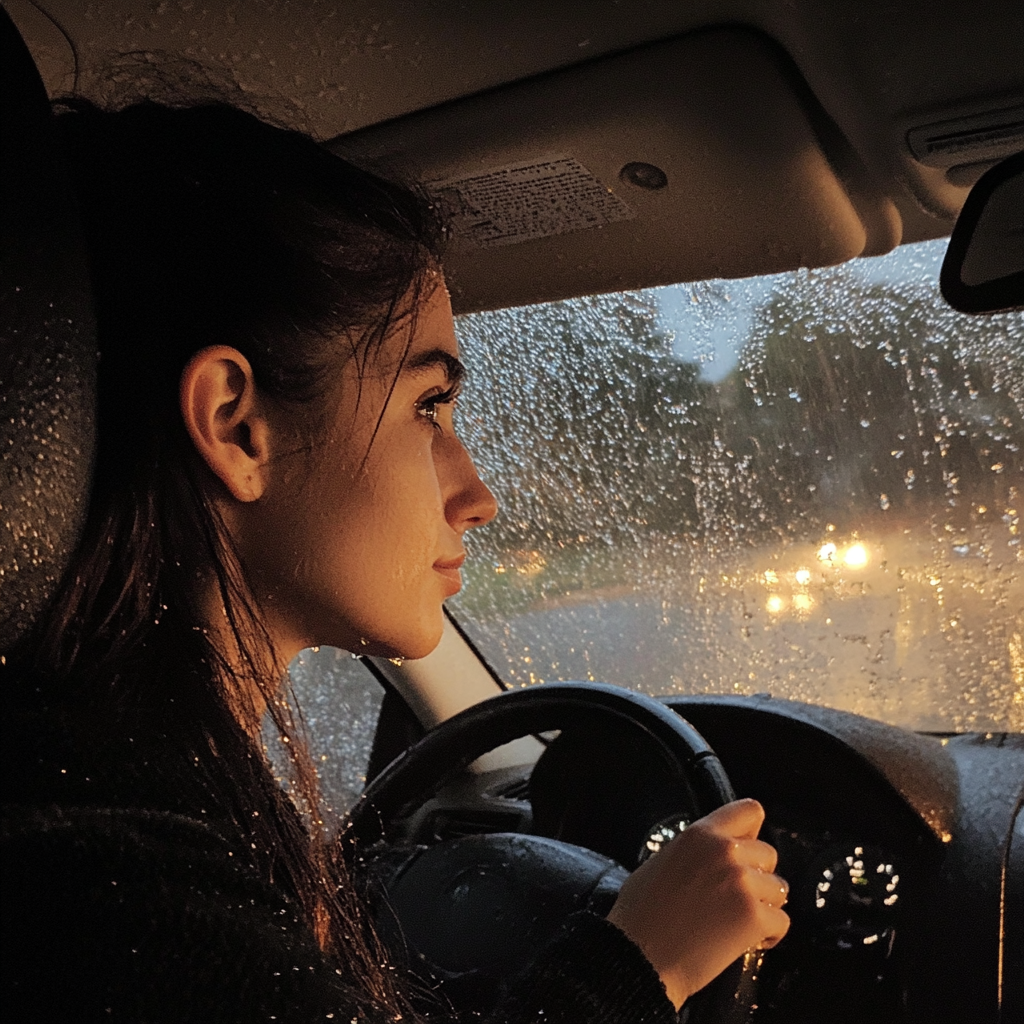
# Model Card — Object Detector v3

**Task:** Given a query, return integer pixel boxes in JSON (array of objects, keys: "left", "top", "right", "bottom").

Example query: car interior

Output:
[{"left": 2, "top": 2, "right": 1023, "bottom": 1022}]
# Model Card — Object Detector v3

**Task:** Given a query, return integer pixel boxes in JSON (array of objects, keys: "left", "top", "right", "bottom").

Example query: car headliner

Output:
[{"left": 9, "top": 0, "right": 1024, "bottom": 311}]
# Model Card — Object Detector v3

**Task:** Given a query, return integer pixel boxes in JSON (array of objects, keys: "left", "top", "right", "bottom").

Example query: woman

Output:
[{"left": 0, "top": 99, "right": 789, "bottom": 1022}]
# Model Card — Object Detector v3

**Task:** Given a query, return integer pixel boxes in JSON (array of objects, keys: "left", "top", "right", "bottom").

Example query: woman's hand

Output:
[{"left": 606, "top": 798, "right": 790, "bottom": 1009}]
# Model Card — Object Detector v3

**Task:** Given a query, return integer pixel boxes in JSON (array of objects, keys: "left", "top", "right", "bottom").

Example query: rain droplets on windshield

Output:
[{"left": 448, "top": 239, "right": 1024, "bottom": 733}]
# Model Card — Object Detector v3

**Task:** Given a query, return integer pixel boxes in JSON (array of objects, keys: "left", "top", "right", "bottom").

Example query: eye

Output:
[
  {"left": 417, "top": 400, "right": 441, "bottom": 426},
  {"left": 417, "top": 383, "right": 460, "bottom": 430}
]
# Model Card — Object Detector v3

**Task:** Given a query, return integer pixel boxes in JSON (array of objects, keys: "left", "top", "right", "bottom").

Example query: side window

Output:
[{"left": 268, "top": 648, "right": 385, "bottom": 820}]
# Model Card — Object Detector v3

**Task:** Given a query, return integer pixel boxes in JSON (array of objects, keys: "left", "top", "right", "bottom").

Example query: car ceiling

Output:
[{"left": 8, "top": 0, "right": 1024, "bottom": 311}]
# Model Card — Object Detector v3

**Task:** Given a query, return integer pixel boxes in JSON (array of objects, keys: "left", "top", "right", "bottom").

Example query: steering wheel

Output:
[{"left": 346, "top": 681, "right": 761, "bottom": 1021}]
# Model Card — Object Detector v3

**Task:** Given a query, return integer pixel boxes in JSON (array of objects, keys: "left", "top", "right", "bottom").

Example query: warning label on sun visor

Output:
[{"left": 428, "top": 156, "right": 634, "bottom": 248}]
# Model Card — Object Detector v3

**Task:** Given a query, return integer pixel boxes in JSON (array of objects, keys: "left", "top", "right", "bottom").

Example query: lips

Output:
[{"left": 433, "top": 553, "right": 465, "bottom": 593}]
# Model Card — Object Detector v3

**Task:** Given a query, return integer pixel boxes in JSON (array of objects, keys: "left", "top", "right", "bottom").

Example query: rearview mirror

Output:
[{"left": 940, "top": 150, "right": 1024, "bottom": 314}]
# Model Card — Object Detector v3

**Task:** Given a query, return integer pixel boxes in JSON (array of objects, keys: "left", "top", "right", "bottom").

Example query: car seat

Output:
[{"left": 0, "top": 6, "right": 96, "bottom": 653}]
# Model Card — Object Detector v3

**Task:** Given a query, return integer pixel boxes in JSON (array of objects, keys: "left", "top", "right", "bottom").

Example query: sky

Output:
[{"left": 654, "top": 238, "right": 948, "bottom": 381}]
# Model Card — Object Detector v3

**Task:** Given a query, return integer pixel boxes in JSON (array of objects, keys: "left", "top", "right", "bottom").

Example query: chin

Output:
[
  {"left": 394, "top": 626, "right": 445, "bottom": 661},
  {"left": 356, "top": 615, "right": 444, "bottom": 662}
]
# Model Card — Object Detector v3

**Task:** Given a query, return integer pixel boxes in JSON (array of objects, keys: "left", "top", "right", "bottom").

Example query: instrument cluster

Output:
[{"left": 806, "top": 843, "right": 902, "bottom": 953}]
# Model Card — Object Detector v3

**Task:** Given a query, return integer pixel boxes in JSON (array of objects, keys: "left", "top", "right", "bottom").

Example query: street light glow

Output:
[{"left": 843, "top": 543, "right": 869, "bottom": 568}]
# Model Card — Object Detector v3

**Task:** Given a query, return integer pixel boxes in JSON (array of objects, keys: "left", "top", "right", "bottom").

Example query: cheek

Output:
[{"left": 339, "top": 436, "right": 445, "bottom": 576}]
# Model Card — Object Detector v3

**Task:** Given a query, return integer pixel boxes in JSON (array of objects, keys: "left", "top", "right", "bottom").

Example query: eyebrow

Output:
[{"left": 402, "top": 348, "right": 466, "bottom": 386}]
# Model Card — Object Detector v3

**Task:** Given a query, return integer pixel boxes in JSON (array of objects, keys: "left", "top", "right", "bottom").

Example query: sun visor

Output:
[{"left": 331, "top": 27, "right": 901, "bottom": 313}]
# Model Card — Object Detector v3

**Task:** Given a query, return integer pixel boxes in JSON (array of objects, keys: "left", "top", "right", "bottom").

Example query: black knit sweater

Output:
[{"left": 1, "top": 800, "right": 678, "bottom": 1023}]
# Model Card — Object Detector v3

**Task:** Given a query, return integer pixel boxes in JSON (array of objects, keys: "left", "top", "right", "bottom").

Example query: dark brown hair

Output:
[{"left": 6, "top": 99, "right": 445, "bottom": 1017}]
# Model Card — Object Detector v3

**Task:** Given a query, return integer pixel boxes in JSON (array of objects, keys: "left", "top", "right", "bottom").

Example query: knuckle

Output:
[
  {"left": 693, "top": 823, "right": 730, "bottom": 855},
  {"left": 723, "top": 858, "right": 747, "bottom": 887},
  {"left": 735, "top": 881, "right": 760, "bottom": 918},
  {"left": 711, "top": 832, "right": 735, "bottom": 857},
  {"left": 687, "top": 818, "right": 711, "bottom": 838}
]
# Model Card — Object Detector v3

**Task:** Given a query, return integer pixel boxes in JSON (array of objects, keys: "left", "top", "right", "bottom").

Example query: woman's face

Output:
[{"left": 241, "top": 279, "right": 497, "bottom": 661}]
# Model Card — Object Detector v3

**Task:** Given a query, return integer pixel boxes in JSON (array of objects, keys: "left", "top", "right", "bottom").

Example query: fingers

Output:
[
  {"left": 757, "top": 905, "right": 791, "bottom": 949},
  {"left": 734, "top": 837, "right": 779, "bottom": 873},
  {"left": 700, "top": 798, "right": 765, "bottom": 840},
  {"left": 608, "top": 797, "right": 790, "bottom": 1006},
  {"left": 746, "top": 867, "right": 790, "bottom": 951},
  {"left": 748, "top": 867, "right": 789, "bottom": 908}
]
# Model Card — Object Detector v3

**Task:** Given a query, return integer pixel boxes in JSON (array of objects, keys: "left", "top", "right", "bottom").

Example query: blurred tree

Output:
[
  {"left": 723, "top": 267, "right": 1024, "bottom": 534},
  {"left": 456, "top": 291, "right": 702, "bottom": 552},
  {"left": 454, "top": 269, "right": 1024, "bottom": 566}
]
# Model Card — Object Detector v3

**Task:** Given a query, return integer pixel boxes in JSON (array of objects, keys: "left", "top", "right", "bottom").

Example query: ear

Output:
[{"left": 179, "top": 346, "right": 272, "bottom": 503}]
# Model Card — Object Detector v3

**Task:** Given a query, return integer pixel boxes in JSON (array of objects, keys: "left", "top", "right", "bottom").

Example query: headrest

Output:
[{"left": 0, "top": 9, "right": 96, "bottom": 652}]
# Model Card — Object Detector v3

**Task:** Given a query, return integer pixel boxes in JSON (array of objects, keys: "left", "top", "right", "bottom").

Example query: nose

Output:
[{"left": 443, "top": 436, "right": 498, "bottom": 532}]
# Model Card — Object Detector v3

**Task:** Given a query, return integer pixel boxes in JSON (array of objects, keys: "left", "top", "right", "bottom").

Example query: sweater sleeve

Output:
[
  {"left": 2, "top": 806, "right": 676, "bottom": 1024},
  {"left": 488, "top": 913, "right": 678, "bottom": 1024}
]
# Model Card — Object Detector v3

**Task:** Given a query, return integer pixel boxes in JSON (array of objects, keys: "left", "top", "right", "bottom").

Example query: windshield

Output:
[{"left": 446, "top": 239, "right": 1024, "bottom": 733}]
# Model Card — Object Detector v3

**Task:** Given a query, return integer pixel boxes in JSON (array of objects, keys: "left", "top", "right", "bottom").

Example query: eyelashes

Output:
[{"left": 417, "top": 381, "right": 462, "bottom": 429}]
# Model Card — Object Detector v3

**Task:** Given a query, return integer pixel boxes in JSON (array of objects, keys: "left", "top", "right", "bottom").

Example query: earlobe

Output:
[{"left": 179, "top": 346, "right": 272, "bottom": 503}]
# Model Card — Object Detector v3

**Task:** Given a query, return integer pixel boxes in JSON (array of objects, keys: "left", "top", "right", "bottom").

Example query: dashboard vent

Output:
[{"left": 491, "top": 776, "right": 531, "bottom": 801}]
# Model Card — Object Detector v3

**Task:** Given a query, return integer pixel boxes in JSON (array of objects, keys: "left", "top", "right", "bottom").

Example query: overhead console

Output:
[
  {"left": 331, "top": 28, "right": 902, "bottom": 313},
  {"left": 895, "top": 98, "right": 1024, "bottom": 223}
]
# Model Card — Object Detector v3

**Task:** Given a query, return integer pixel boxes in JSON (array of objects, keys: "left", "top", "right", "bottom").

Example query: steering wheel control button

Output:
[{"left": 638, "top": 814, "right": 692, "bottom": 863}]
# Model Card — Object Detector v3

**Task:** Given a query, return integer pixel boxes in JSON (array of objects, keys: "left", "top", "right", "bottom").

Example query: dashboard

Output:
[
  {"left": 659, "top": 698, "right": 1023, "bottom": 1023},
  {"left": 374, "top": 694, "right": 1024, "bottom": 1022}
]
